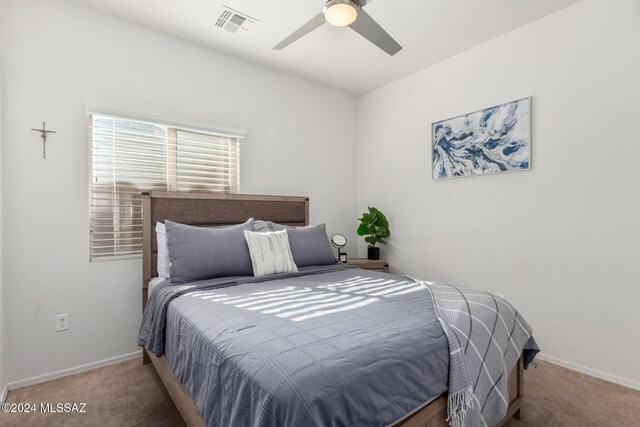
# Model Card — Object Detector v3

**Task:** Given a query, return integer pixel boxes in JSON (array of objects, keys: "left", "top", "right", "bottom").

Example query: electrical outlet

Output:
[{"left": 56, "top": 314, "right": 69, "bottom": 332}]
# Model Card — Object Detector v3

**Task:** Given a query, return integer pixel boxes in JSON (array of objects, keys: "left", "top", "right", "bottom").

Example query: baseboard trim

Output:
[
  {"left": 538, "top": 353, "right": 640, "bottom": 391},
  {"left": 1, "top": 384, "right": 8, "bottom": 404},
  {"left": 7, "top": 350, "right": 142, "bottom": 391}
]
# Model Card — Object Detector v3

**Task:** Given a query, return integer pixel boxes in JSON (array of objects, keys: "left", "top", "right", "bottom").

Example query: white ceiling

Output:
[{"left": 72, "top": 0, "right": 582, "bottom": 95}]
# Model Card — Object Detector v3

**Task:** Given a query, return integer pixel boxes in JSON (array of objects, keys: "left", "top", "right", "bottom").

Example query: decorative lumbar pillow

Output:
[
  {"left": 166, "top": 218, "right": 255, "bottom": 284},
  {"left": 155, "top": 222, "right": 171, "bottom": 279},
  {"left": 244, "top": 230, "right": 298, "bottom": 277},
  {"left": 259, "top": 222, "right": 337, "bottom": 267}
]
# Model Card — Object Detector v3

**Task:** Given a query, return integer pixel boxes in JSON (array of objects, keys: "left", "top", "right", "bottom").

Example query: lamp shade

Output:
[{"left": 323, "top": 0, "right": 359, "bottom": 27}]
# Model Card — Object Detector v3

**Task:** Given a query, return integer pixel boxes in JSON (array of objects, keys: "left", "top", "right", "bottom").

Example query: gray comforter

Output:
[{"left": 139, "top": 265, "right": 450, "bottom": 426}]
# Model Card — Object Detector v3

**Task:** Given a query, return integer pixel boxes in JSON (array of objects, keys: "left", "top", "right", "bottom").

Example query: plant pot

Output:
[{"left": 367, "top": 246, "right": 380, "bottom": 260}]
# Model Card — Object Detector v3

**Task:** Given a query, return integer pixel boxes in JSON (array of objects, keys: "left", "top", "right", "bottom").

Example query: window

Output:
[{"left": 88, "top": 112, "right": 242, "bottom": 261}]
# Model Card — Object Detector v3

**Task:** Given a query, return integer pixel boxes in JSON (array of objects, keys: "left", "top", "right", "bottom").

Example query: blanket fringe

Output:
[{"left": 446, "top": 386, "right": 473, "bottom": 427}]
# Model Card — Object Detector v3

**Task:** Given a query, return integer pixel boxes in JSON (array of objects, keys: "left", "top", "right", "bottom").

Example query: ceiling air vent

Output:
[{"left": 215, "top": 6, "right": 258, "bottom": 34}]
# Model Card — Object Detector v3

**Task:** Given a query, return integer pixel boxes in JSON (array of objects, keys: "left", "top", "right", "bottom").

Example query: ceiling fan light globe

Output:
[{"left": 323, "top": 0, "right": 359, "bottom": 27}]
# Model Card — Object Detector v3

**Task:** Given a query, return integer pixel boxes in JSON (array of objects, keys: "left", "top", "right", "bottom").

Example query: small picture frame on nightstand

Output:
[{"left": 339, "top": 253, "right": 348, "bottom": 262}]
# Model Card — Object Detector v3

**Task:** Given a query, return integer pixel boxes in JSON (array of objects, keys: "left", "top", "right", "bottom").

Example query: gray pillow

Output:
[
  {"left": 254, "top": 220, "right": 271, "bottom": 232},
  {"left": 254, "top": 220, "right": 286, "bottom": 232},
  {"left": 166, "top": 218, "right": 255, "bottom": 284},
  {"left": 259, "top": 222, "right": 337, "bottom": 267}
]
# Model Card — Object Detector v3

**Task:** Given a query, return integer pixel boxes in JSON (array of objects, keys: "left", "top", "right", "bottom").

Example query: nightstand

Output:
[{"left": 346, "top": 258, "right": 389, "bottom": 273}]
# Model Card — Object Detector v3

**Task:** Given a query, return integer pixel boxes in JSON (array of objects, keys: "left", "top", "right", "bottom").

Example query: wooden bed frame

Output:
[{"left": 141, "top": 191, "right": 524, "bottom": 427}]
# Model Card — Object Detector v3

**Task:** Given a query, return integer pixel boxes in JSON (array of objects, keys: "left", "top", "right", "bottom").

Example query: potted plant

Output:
[{"left": 357, "top": 207, "right": 390, "bottom": 260}]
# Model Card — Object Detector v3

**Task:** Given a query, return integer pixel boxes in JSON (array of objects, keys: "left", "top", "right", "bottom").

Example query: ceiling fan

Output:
[{"left": 273, "top": 0, "right": 402, "bottom": 56}]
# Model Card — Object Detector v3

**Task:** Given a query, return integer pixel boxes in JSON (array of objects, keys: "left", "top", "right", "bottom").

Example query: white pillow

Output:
[
  {"left": 156, "top": 222, "right": 171, "bottom": 278},
  {"left": 243, "top": 230, "right": 298, "bottom": 277}
]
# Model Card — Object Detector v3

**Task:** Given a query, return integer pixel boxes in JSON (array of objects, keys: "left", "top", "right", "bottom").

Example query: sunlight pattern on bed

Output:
[{"left": 188, "top": 275, "right": 424, "bottom": 322}]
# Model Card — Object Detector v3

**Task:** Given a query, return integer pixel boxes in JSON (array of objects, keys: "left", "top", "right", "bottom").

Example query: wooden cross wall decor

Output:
[{"left": 31, "top": 122, "right": 57, "bottom": 159}]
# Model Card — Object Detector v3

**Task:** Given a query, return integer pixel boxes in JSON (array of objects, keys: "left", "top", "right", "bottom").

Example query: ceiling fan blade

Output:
[
  {"left": 349, "top": 9, "right": 402, "bottom": 56},
  {"left": 273, "top": 13, "right": 326, "bottom": 50}
]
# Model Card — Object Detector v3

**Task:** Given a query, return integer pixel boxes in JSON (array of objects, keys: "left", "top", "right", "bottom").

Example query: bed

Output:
[{"left": 139, "top": 191, "right": 533, "bottom": 427}]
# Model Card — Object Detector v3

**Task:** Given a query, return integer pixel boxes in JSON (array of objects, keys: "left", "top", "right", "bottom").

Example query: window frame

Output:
[{"left": 86, "top": 105, "right": 245, "bottom": 262}]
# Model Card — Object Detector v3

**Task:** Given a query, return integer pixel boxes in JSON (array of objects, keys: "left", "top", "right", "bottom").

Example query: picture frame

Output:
[{"left": 432, "top": 97, "right": 531, "bottom": 180}]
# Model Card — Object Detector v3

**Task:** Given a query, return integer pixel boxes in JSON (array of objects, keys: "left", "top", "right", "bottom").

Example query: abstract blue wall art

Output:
[{"left": 432, "top": 97, "right": 531, "bottom": 180}]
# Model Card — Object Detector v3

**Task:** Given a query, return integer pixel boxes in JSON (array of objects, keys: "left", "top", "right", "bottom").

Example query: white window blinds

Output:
[{"left": 88, "top": 113, "right": 241, "bottom": 261}]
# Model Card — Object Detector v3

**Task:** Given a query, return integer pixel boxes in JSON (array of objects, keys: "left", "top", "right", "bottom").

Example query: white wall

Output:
[
  {"left": 0, "top": 0, "right": 6, "bottom": 401},
  {"left": 357, "top": 0, "right": 640, "bottom": 389},
  {"left": 0, "top": 0, "right": 357, "bottom": 385}
]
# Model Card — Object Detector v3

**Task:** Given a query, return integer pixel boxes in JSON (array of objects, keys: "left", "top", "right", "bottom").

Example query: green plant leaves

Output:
[
  {"left": 376, "top": 227, "right": 390, "bottom": 238},
  {"left": 356, "top": 224, "right": 369, "bottom": 236},
  {"left": 357, "top": 206, "right": 391, "bottom": 247}
]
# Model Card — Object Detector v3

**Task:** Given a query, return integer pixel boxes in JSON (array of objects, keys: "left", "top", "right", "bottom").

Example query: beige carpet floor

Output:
[{"left": 1, "top": 359, "right": 638, "bottom": 427}]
